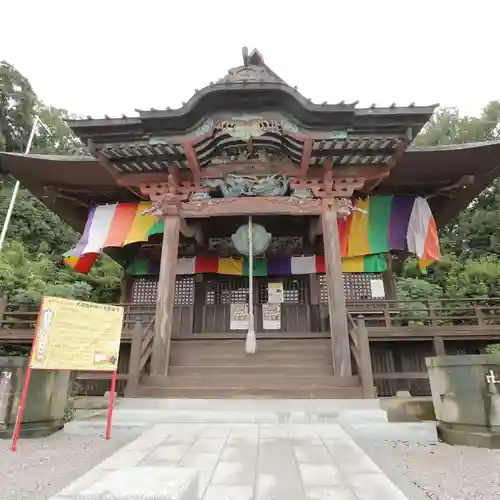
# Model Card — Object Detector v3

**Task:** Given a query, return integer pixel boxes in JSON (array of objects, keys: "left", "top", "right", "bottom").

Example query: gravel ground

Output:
[
  {"left": 373, "top": 441, "right": 500, "bottom": 500},
  {"left": 0, "top": 430, "right": 135, "bottom": 500}
]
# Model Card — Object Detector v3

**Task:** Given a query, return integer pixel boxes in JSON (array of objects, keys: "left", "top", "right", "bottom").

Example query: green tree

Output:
[
  {"left": 0, "top": 61, "right": 37, "bottom": 153},
  {"left": 0, "top": 61, "right": 121, "bottom": 304},
  {"left": 399, "top": 101, "right": 500, "bottom": 300}
]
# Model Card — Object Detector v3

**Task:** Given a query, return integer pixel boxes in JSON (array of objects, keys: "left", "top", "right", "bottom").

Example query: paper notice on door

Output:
[
  {"left": 370, "top": 279, "right": 385, "bottom": 299},
  {"left": 262, "top": 303, "right": 281, "bottom": 330},
  {"left": 230, "top": 303, "right": 249, "bottom": 330},
  {"left": 268, "top": 282, "right": 284, "bottom": 304}
]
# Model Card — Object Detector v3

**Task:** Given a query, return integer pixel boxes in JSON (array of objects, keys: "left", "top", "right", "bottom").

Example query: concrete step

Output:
[
  {"left": 141, "top": 374, "right": 360, "bottom": 388},
  {"left": 117, "top": 398, "right": 384, "bottom": 412},
  {"left": 135, "top": 385, "right": 364, "bottom": 399},
  {"left": 66, "top": 407, "right": 389, "bottom": 435}
]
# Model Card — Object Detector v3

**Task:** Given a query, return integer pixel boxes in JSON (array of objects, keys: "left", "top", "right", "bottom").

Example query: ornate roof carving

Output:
[
  {"left": 218, "top": 65, "right": 282, "bottom": 84},
  {"left": 217, "top": 47, "right": 285, "bottom": 85}
]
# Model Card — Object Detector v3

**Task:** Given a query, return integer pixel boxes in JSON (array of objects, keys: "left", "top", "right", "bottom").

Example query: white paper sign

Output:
[
  {"left": 268, "top": 282, "right": 284, "bottom": 304},
  {"left": 230, "top": 303, "right": 249, "bottom": 330},
  {"left": 370, "top": 279, "right": 385, "bottom": 299},
  {"left": 262, "top": 303, "right": 281, "bottom": 330}
]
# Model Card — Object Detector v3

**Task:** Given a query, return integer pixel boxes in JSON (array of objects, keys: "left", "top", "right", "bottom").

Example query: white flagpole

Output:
[
  {"left": 0, "top": 117, "right": 51, "bottom": 251},
  {"left": 245, "top": 215, "right": 256, "bottom": 354}
]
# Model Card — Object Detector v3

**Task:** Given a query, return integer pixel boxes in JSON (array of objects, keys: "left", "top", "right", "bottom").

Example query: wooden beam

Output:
[
  {"left": 300, "top": 138, "right": 313, "bottom": 177},
  {"left": 150, "top": 215, "right": 180, "bottom": 376},
  {"left": 368, "top": 142, "right": 405, "bottom": 192},
  {"left": 118, "top": 172, "right": 171, "bottom": 186},
  {"left": 114, "top": 163, "right": 392, "bottom": 187},
  {"left": 95, "top": 152, "right": 147, "bottom": 200},
  {"left": 179, "top": 197, "right": 323, "bottom": 218},
  {"left": 321, "top": 199, "right": 352, "bottom": 377},
  {"left": 95, "top": 151, "right": 121, "bottom": 181},
  {"left": 183, "top": 141, "right": 201, "bottom": 185},
  {"left": 111, "top": 153, "right": 182, "bottom": 166}
]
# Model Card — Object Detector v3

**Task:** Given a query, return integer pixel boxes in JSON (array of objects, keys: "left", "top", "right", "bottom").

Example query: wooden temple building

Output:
[{"left": 2, "top": 48, "right": 500, "bottom": 398}]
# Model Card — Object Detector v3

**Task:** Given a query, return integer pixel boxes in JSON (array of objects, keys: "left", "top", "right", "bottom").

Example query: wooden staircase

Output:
[{"left": 134, "top": 339, "right": 364, "bottom": 399}]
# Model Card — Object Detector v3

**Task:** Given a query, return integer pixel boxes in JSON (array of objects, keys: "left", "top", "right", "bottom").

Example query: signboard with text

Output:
[
  {"left": 230, "top": 303, "right": 249, "bottom": 330},
  {"left": 30, "top": 297, "right": 123, "bottom": 372}
]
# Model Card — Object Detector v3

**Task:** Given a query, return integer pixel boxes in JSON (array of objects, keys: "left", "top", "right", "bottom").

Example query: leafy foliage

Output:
[
  {"left": 398, "top": 102, "right": 500, "bottom": 300},
  {"left": 0, "top": 61, "right": 121, "bottom": 305}
]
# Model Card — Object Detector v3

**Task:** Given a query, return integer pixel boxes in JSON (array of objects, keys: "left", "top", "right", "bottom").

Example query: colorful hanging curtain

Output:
[
  {"left": 64, "top": 196, "right": 440, "bottom": 274},
  {"left": 125, "top": 254, "right": 388, "bottom": 276},
  {"left": 340, "top": 196, "right": 440, "bottom": 270}
]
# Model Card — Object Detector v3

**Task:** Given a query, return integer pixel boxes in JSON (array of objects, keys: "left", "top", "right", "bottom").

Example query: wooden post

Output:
[
  {"left": 356, "top": 315, "right": 376, "bottom": 398},
  {"left": 475, "top": 306, "right": 485, "bottom": 325},
  {"left": 124, "top": 325, "right": 143, "bottom": 397},
  {"left": 433, "top": 336, "right": 446, "bottom": 356},
  {"left": 0, "top": 295, "right": 7, "bottom": 328},
  {"left": 428, "top": 300, "right": 438, "bottom": 327},
  {"left": 382, "top": 253, "right": 397, "bottom": 300},
  {"left": 321, "top": 201, "right": 352, "bottom": 377},
  {"left": 151, "top": 215, "right": 180, "bottom": 376},
  {"left": 383, "top": 303, "right": 391, "bottom": 327}
]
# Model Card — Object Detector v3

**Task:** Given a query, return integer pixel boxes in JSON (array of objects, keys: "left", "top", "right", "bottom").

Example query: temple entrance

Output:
[
  {"left": 194, "top": 274, "right": 312, "bottom": 335},
  {"left": 153, "top": 273, "right": 361, "bottom": 398}
]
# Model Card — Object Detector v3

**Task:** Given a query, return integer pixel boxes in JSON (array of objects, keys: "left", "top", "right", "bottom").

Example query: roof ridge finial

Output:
[{"left": 242, "top": 47, "right": 249, "bottom": 67}]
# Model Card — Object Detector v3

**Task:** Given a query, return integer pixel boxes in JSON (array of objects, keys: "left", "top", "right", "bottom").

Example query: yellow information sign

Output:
[{"left": 30, "top": 296, "right": 124, "bottom": 371}]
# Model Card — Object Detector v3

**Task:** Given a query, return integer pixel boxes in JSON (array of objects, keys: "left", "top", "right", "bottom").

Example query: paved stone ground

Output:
[
  {"left": 0, "top": 430, "right": 137, "bottom": 500},
  {"left": 373, "top": 441, "right": 500, "bottom": 500},
  {"left": 49, "top": 423, "right": 412, "bottom": 500}
]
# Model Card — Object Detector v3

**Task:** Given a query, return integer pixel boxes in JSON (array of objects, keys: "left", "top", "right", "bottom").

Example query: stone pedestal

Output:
[
  {"left": 0, "top": 356, "right": 71, "bottom": 439},
  {"left": 426, "top": 354, "right": 500, "bottom": 448}
]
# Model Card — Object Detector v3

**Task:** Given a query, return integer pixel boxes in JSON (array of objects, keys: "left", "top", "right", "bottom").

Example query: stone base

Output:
[
  {"left": 380, "top": 396, "right": 436, "bottom": 423},
  {"left": 0, "top": 419, "right": 64, "bottom": 439},
  {"left": 439, "top": 424, "right": 500, "bottom": 449}
]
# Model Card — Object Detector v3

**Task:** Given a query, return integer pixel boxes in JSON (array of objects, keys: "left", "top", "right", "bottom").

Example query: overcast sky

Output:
[{"left": 1, "top": 0, "right": 498, "bottom": 119}]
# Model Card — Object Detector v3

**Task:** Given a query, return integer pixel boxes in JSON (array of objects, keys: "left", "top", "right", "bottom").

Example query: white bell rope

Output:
[{"left": 245, "top": 215, "right": 256, "bottom": 354}]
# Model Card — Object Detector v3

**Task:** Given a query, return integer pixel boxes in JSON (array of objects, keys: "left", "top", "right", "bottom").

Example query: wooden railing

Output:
[
  {"left": 346, "top": 298, "right": 500, "bottom": 329},
  {"left": 0, "top": 300, "right": 156, "bottom": 334},
  {"left": 124, "top": 315, "right": 156, "bottom": 397},
  {"left": 347, "top": 314, "right": 375, "bottom": 397},
  {"left": 2, "top": 297, "right": 500, "bottom": 334}
]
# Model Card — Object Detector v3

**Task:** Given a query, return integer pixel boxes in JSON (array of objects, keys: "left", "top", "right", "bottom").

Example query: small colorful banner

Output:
[
  {"left": 126, "top": 254, "right": 388, "bottom": 276},
  {"left": 64, "top": 196, "right": 440, "bottom": 274}
]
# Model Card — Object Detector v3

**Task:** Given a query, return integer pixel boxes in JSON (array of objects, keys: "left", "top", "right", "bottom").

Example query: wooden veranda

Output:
[{"left": 1, "top": 296, "right": 499, "bottom": 398}]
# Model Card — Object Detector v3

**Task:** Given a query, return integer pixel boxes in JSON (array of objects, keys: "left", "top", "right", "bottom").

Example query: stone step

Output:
[
  {"left": 135, "top": 385, "right": 364, "bottom": 399},
  {"left": 141, "top": 374, "right": 359, "bottom": 388}
]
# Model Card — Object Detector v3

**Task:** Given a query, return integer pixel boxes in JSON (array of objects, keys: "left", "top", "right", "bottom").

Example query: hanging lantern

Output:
[{"left": 231, "top": 222, "right": 271, "bottom": 256}]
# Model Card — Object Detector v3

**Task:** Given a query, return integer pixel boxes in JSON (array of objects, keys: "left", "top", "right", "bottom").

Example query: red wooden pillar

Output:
[{"left": 151, "top": 215, "right": 180, "bottom": 376}]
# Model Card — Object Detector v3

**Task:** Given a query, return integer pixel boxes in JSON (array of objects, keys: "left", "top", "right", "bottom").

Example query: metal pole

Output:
[
  {"left": 0, "top": 117, "right": 48, "bottom": 251},
  {"left": 245, "top": 215, "right": 256, "bottom": 354}
]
